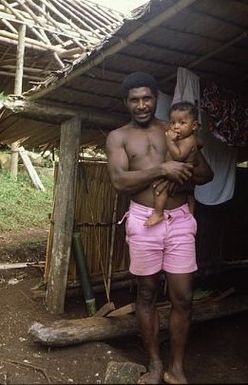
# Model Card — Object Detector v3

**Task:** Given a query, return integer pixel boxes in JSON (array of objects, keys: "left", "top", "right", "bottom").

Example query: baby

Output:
[{"left": 145, "top": 101, "right": 199, "bottom": 226}]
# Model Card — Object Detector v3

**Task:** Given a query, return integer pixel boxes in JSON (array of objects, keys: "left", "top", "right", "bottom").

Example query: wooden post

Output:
[
  {"left": 46, "top": 116, "right": 81, "bottom": 314},
  {"left": 10, "top": 23, "right": 26, "bottom": 179}
]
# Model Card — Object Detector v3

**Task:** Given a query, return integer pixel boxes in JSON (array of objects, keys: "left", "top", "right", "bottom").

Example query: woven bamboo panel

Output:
[{"left": 45, "top": 161, "right": 130, "bottom": 283}]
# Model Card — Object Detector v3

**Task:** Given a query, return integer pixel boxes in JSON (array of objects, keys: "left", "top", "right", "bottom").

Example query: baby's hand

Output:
[{"left": 165, "top": 129, "right": 178, "bottom": 141}]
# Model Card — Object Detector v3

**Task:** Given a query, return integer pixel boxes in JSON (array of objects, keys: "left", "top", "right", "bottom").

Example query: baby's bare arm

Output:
[{"left": 166, "top": 132, "right": 197, "bottom": 162}]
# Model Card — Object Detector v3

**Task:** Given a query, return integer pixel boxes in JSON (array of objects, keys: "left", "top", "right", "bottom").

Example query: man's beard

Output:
[{"left": 134, "top": 116, "right": 153, "bottom": 128}]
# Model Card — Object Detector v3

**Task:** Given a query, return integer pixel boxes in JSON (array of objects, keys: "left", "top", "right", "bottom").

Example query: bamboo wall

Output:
[
  {"left": 45, "top": 162, "right": 248, "bottom": 286},
  {"left": 45, "top": 161, "right": 130, "bottom": 283}
]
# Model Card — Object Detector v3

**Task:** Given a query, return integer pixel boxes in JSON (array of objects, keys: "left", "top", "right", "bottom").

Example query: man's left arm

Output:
[
  {"left": 172, "top": 151, "right": 213, "bottom": 194},
  {"left": 192, "top": 151, "right": 213, "bottom": 185},
  {"left": 153, "top": 150, "right": 213, "bottom": 195}
]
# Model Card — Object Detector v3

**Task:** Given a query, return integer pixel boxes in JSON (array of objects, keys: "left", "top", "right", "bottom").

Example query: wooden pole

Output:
[
  {"left": 46, "top": 116, "right": 81, "bottom": 314},
  {"left": 10, "top": 23, "right": 26, "bottom": 179},
  {"left": 0, "top": 70, "right": 42, "bottom": 81}
]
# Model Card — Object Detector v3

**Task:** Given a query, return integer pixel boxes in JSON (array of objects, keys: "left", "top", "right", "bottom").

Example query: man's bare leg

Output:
[
  {"left": 136, "top": 274, "right": 163, "bottom": 384},
  {"left": 164, "top": 272, "right": 194, "bottom": 384}
]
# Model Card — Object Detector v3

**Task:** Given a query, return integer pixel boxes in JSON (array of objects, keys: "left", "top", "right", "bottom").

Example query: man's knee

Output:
[
  {"left": 137, "top": 283, "right": 157, "bottom": 305},
  {"left": 170, "top": 291, "right": 193, "bottom": 313}
]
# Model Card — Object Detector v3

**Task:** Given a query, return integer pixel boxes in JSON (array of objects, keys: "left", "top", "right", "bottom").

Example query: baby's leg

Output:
[{"left": 144, "top": 187, "right": 169, "bottom": 227}]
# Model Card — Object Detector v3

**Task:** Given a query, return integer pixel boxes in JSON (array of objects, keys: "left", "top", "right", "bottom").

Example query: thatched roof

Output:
[
  {"left": 0, "top": 0, "right": 124, "bottom": 93},
  {"left": 0, "top": 0, "right": 247, "bottom": 149}
]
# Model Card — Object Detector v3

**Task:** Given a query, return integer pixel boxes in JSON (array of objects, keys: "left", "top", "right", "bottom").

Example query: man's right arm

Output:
[{"left": 106, "top": 130, "right": 193, "bottom": 194}]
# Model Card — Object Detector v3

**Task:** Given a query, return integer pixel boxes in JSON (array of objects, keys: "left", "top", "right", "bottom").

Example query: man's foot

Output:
[
  {"left": 137, "top": 361, "right": 163, "bottom": 384},
  {"left": 144, "top": 213, "right": 164, "bottom": 227},
  {"left": 163, "top": 371, "right": 188, "bottom": 384}
]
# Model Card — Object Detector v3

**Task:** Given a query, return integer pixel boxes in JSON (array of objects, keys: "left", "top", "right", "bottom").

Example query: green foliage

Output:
[
  {"left": 0, "top": 169, "right": 54, "bottom": 232},
  {"left": 0, "top": 92, "right": 7, "bottom": 103}
]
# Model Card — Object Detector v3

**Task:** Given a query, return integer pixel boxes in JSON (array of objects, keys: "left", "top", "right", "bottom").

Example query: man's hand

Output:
[{"left": 161, "top": 160, "right": 193, "bottom": 185}]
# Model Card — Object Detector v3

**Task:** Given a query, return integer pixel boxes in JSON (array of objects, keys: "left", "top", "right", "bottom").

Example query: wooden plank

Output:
[
  {"left": 94, "top": 302, "right": 116, "bottom": 317},
  {"left": 213, "top": 287, "right": 235, "bottom": 302},
  {"left": 106, "top": 303, "right": 135, "bottom": 317},
  {"left": 29, "top": 293, "right": 248, "bottom": 347},
  {"left": 0, "top": 262, "right": 44, "bottom": 270},
  {"left": 46, "top": 116, "right": 81, "bottom": 314},
  {"left": 18, "top": 146, "right": 45, "bottom": 191}
]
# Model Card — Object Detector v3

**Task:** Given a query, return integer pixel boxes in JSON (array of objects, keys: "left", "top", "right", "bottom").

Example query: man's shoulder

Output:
[
  {"left": 107, "top": 124, "right": 129, "bottom": 139},
  {"left": 106, "top": 125, "right": 130, "bottom": 148}
]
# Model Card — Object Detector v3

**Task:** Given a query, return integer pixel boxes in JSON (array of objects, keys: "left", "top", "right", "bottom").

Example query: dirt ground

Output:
[{"left": 0, "top": 228, "right": 248, "bottom": 384}]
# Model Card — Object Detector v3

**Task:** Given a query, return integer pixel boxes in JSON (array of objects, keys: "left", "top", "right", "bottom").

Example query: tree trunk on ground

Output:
[{"left": 29, "top": 293, "right": 248, "bottom": 347}]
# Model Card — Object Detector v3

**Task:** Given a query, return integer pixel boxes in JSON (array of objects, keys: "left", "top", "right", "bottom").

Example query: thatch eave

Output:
[{"left": 0, "top": 0, "right": 248, "bottom": 148}]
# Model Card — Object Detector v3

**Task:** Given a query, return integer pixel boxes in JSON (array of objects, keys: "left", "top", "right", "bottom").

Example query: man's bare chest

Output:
[{"left": 124, "top": 131, "right": 166, "bottom": 161}]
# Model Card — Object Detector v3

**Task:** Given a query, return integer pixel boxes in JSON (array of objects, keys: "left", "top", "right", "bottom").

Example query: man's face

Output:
[{"left": 125, "top": 87, "right": 157, "bottom": 127}]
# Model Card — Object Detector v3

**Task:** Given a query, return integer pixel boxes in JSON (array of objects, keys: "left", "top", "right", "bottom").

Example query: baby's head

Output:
[{"left": 169, "top": 101, "right": 199, "bottom": 138}]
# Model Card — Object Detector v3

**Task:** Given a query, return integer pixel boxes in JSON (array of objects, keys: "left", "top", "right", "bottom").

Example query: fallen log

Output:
[{"left": 29, "top": 294, "right": 248, "bottom": 347}]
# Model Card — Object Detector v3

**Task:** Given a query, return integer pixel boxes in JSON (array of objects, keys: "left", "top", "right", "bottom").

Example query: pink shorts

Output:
[{"left": 125, "top": 201, "right": 198, "bottom": 276}]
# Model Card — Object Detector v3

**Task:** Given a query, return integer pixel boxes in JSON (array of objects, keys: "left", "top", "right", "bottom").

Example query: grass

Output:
[{"left": 0, "top": 168, "right": 54, "bottom": 232}]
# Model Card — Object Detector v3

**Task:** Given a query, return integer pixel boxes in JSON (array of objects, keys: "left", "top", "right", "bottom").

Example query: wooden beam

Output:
[
  {"left": 0, "top": 35, "right": 46, "bottom": 52},
  {"left": 25, "top": 0, "right": 85, "bottom": 49},
  {"left": 58, "top": 47, "right": 86, "bottom": 59},
  {"left": 3, "top": 98, "right": 127, "bottom": 127},
  {"left": 0, "top": 30, "right": 67, "bottom": 54},
  {"left": 1, "top": 17, "right": 18, "bottom": 33},
  {"left": 0, "top": 0, "right": 50, "bottom": 45},
  {"left": 0, "top": 70, "right": 42, "bottom": 81},
  {"left": 15, "top": 0, "right": 52, "bottom": 45},
  {"left": 0, "top": 65, "right": 49, "bottom": 73},
  {"left": 46, "top": 116, "right": 81, "bottom": 314},
  {"left": 50, "top": 0, "right": 103, "bottom": 39}
]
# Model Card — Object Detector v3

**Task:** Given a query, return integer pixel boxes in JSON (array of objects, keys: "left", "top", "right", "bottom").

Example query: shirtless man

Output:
[{"left": 106, "top": 72, "right": 213, "bottom": 384}]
